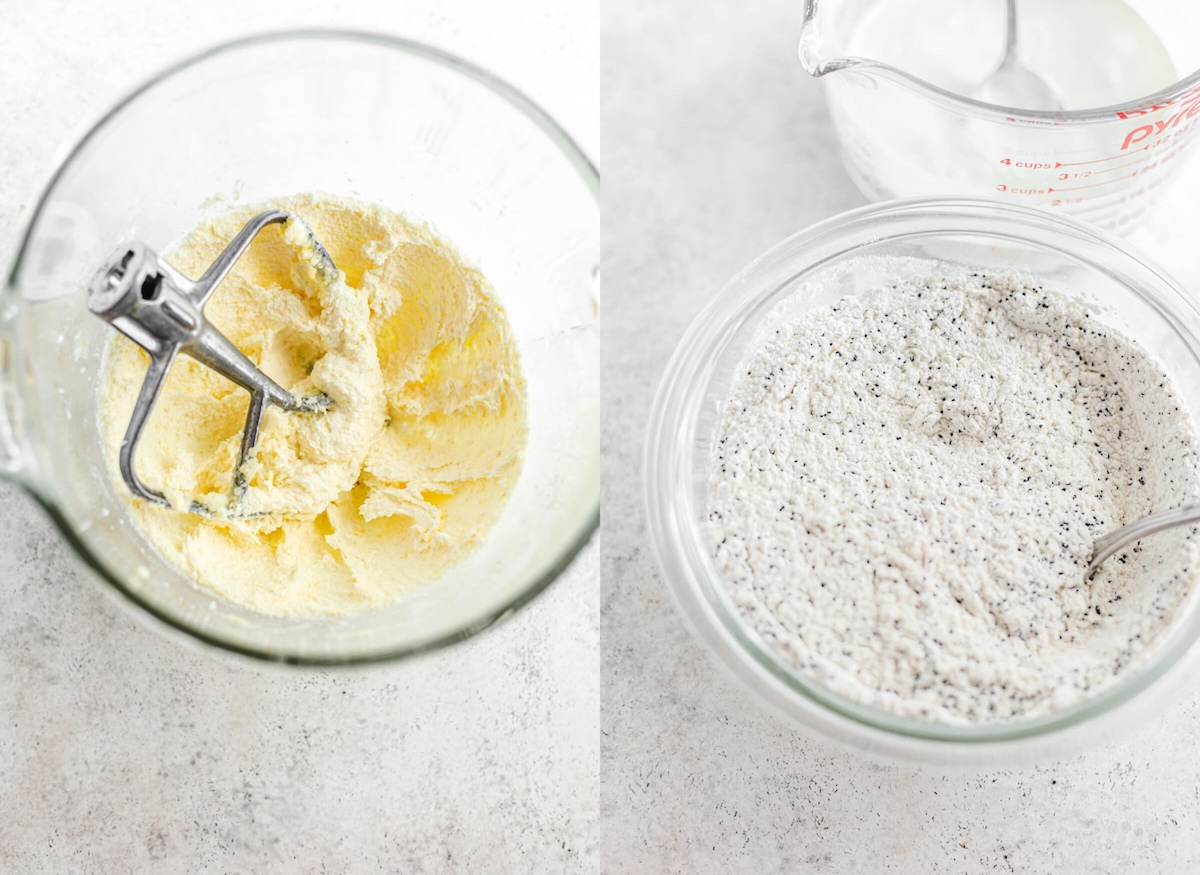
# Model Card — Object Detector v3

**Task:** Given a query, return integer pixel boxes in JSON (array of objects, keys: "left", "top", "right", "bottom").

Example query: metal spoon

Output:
[
  {"left": 971, "top": 0, "right": 1063, "bottom": 111},
  {"left": 1088, "top": 506, "right": 1200, "bottom": 576}
]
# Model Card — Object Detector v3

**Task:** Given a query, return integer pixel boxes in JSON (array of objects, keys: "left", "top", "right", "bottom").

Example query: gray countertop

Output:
[
  {"left": 11, "top": 0, "right": 1200, "bottom": 870},
  {"left": 602, "top": 0, "right": 1200, "bottom": 872},
  {"left": 0, "top": 1, "right": 597, "bottom": 872}
]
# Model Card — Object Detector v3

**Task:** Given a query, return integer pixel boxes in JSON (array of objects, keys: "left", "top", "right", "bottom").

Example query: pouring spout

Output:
[
  {"left": 0, "top": 299, "right": 33, "bottom": 483},
  {"left": 797, "top": 0, "right": 901, "bottom": 81},
  {"left": 796, "top": 0, "right": 1030, "bottom": 115},
  {"left": 797, "top": 0, "right": 1190, "bottom": 120},
  {"left": 798, "top": 0, "right": 843, "bottom": 77},
  {"left": 798, "top": 0, "right": 991, "bottom": 102}
]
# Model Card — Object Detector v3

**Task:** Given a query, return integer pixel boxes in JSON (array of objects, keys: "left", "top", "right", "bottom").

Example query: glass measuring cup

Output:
[
  {"left": 799, "top": 0, "right": 1200, "bottom": 231},
  {"left": 0, "top": 32, "right": 599, "bottom": 663}
]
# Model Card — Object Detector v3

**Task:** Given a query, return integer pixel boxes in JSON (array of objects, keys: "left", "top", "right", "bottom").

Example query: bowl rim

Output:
[
  {"left": 1, "top": 29, "right": 600, "bottom": 666},
  {"left": 644, "top": 196, "right": 1200, "bottom": 762}
]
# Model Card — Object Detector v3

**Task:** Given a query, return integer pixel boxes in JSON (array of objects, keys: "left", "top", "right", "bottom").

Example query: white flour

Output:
[{"left": 707, "top": 274, "right": 1200, "bottom": 723}]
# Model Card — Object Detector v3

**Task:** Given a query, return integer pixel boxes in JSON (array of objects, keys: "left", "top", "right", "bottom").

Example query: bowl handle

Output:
[{"left": 0, "top": 310, "right": 29, "bottom": 480}]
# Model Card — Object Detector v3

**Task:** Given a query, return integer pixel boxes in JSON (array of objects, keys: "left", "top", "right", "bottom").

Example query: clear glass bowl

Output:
[
  {"left": 0, "top": 32, "right": 599, "bottom": 664},
  {"left": 645, "top": 198, "right": 1200, "bottom": 765}
]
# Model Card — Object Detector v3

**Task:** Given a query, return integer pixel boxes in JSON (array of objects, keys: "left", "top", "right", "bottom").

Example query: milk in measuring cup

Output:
[
  {"left": 851, "top": 0, "right": 1175, "bottom": 110},
  {"left": 816, "top": 0, "right": 1196, "bottom": 229}
]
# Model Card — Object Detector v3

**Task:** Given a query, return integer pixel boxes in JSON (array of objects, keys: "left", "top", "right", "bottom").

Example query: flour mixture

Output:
[
  {"left": 102, "top": 194, "right": 527, "bottom": 616},
  {"left": 707, "top": 273, "right": 1200, "bottom": 723}
]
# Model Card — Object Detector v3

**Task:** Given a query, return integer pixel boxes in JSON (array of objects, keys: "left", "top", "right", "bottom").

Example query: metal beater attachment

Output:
[{"left": 88, "top": 210, "right": 335, "bottom": 514}]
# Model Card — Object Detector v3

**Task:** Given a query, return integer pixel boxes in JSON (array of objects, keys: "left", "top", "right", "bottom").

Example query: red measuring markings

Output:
[
  {"left": 1086, "top": 158, "right": 1146, "bottom": 175},
  {"left": 1047, "top": 154, "right": 1178, "bottom": 191},
  {"left": 997, "top": 157, "right": 1169, "bottom": 194},
  {"left": 1055, "top": 158, "right": 1146, "bottom": 181},
  {"left": 1048, "top": 170, "right": 1141, "bottom": 192},
  {"left": 1054, "top": 145, "right": 1150, "bottom": 167}
]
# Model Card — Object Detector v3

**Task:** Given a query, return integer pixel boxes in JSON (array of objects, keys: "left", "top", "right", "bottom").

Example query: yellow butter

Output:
[{"left": 102, "top": 193, "right": 526, "bottom": 616}]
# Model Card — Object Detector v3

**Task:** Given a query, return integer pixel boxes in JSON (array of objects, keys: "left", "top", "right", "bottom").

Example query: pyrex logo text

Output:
[{"left": 1119, "top": 88, "right": 1200, "bottom": 150}]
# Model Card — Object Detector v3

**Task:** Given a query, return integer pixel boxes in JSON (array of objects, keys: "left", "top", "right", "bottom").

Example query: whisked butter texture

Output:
[
  {"left": 102, "top": 194, "right": 526, "bottom": 616},
  {"left": 708, "top": 274, "right": 1200, "bottom": 723}
]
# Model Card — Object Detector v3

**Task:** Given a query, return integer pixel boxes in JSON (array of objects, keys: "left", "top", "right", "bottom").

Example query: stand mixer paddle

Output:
[{"left": 87, "top": 210, "right": 335, "bottom": 516}]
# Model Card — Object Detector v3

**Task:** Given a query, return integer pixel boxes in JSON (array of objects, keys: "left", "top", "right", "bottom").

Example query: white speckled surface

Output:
[
  {"left": 0, "top": 1, "right": 597, "bottom": 871},
  {"left": 602, "top": 0, "right": 1200, "bottom": 871}
]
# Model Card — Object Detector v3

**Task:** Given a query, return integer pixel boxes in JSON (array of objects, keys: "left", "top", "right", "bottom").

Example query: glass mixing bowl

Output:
[
  {"left": 0, "top": 32, "right": 599, "bottom": 664},
  {"left": 645, "top": 198, "right": 1200, "bottom": 765}
]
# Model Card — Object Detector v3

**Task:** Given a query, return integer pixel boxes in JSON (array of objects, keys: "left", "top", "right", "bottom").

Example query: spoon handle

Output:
[
  {"left": 1088, "top": 505, "right": 1200, "bottom": 576},
  {"left": 1003, "top": 0, "right": 1018, "bottom": 60}
]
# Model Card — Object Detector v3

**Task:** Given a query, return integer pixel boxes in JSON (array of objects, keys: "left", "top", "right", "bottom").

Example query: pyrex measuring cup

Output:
[
  {"left": 0, "top": 32, "right": 599, "bottom": 663},
  {"left": 800, "top": 0, "right": 1200, "bottom": 230}
]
